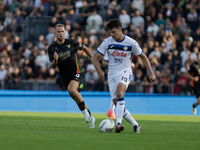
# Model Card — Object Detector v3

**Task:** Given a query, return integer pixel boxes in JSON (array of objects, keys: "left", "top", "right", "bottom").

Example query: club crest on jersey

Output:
[
  {"left": 67, "top": 44, "right": 71, "bottom": 48},
  {"left": 55, "top": 47, "right": 58, "bottom": 51},
  {"left": 123, "top": 46, "right": 128, "bottom": 51}
]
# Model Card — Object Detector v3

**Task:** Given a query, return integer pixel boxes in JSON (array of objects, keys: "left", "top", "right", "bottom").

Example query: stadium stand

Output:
[{"left": 0, "top": 0, "right": 200, "bottom": 95}]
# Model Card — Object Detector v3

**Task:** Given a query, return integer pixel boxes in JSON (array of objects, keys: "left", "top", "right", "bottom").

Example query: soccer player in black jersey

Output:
[
  {"left": 48, "top": 23, "right": 95, "bottom": 128},
  {"left": 187, "top": 53, "right": 200, "bottom": 115}
]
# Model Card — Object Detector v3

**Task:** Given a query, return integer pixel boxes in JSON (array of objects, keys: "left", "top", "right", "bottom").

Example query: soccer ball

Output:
[{"left": 99, "top": 119, "right": 115, "bottom": 132}]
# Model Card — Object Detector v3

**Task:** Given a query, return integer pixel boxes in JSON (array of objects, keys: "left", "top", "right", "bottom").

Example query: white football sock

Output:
[
  {"left": 116, "top": 97, "right": 125, "bottom": 125},
  {"left": 110, "top": 100, "right": 115, "bottom": 110},
  {"left": 123, "top": 108, "right": 139, "bottom": 126},
  {"left": 82, "top": 108, "right": 91, "bottom": 122}
]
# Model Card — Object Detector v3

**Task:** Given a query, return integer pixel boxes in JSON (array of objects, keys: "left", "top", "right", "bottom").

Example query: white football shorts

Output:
[{"left": 108, "top": 71, "right": 132, "bottom": 100}]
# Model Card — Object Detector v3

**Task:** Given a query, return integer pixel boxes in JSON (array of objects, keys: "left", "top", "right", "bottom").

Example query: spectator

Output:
[
  {"left": 175, "top": 67, "right": 189, "bottom": 94},
  {"left": 120, "top": 0, "right": 132, "bottom": 13},
  {"left": 66, "top": 8, "right": 83, "bottom": 27},
  {"left": 160, "top": 69, "right": 171, "bottom": 93},
  {"left": 46, "top": 26, "right": 54, "bottom": 45},
  {"left": 24, "top": 67, "right": 34, "bottom": 80},
  {"left": 85, "top": 63, "right": 98, "bottom": 91},
  {"left": 147, "top": 21, "right": 160, "bottom": 37},
  {"left": 149, "top": 46, "right": 161, "bottom": 59},
  {"left": 21, "top": 1, "right": 32, "bottom": 18},
  {"left": 86, "top": 9, "right": 103, "bottom": 33},
  {"left": 0, "top": 64, "right": 7, "bottom": 89},
  {"left": 48, "top": 5, "right": 56, "bottom": 16},
  {"left": 3, "top": 11, "right": 13, "bottom": 28},
  {"left": 103, "top": 9, "right": 115, "bottom": 21},
  {"left": 129, "top": 3, "right": 137, "bottom": 18},
  {"left": 187, "top": 8, "right": 198, "bottom": 32},
  {"left": 9, "top": 0, "right": 22, "bottom": 13},
  {"left": 119, "top": 9, "right": 131, "bottom": 30},
  {"left": 163, "top": 31, "right": 176, "bottom": 52},
  {"left": 133, "top": 0, "right": 145, "bottom": 15},
  {"left": 155, "top": 12, "right": 165, "bottom": 27},
  {"left": 131, "top": 9, "right": 144, "bottom": 28},
  {"left": 35, "top": 49, "right": 49, "bottom": 68},
  {"left": 47, "top": 68, "right": 57, "bottom": 81},
  {"left": 37, "top": 34, "right": 46, "bottom": 50},
  {"left": 48, "top": 16, "right": 57, "bottom": 28},
  {"left": 13, "top": 36, "right": 22, "bottom": 52}
]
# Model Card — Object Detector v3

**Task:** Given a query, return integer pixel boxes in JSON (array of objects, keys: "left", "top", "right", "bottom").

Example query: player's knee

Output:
[
  {"left": 68, "top": 87, "right": 77, "bottom": 95},
  {"left": 116, "top": 92, "right": 124, "bottom": 98}
]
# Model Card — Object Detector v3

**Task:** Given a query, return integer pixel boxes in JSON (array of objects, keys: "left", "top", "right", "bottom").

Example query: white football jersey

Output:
[{"left": 97, "top": 35, "right": 142, "bottom": 78}]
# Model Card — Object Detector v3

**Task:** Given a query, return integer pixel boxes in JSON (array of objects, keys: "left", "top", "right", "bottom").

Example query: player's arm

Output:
[
  {"left": 139, "top": 53, "right": 156, "bottom": 82},
  {"left": 102, "top": 51, "right": 109, "bottom": 67},
  {"left": 102, "top": 59, "right": 109, "bottom": 67},
  {"left": 186, "top": 70, "right": 199, "bottom": 82},
  {"left": 50, "top": 52, "right": 59, "bottom": 68},
  {"left": 92, "top": 52, "right": 105, "bottom": 81},
  {"left": 131, "top": 62, "right": 135, "bottom": 74},
  {"left": 82, "top": 45, "right": 93, "bottom": 59}
]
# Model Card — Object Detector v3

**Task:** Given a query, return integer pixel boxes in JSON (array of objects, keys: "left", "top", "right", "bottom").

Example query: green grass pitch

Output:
[{"left": 0, "top": 111, "right": 199, "bottom": 150}]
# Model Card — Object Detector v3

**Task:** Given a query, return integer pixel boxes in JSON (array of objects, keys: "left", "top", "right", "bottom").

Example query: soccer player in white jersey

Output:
[
  {"left": 103, "top": 52, "right": 136, "bottom": 120},
  {"left": 92, "top": 19, "right": 156, "bottom": 133}
]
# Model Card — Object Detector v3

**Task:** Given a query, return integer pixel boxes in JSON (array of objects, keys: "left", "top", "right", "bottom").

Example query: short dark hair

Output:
[
  {"left": 106, "top": 19, "right": 122, "bottom": 30},
  {"left": 54, "top": 23, "right": 65, "bottom": 29}
]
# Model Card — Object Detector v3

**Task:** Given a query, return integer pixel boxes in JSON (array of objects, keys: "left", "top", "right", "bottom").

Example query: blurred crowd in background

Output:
[{"left": 0, "top": 0, "right": 200, "bottom": 94}]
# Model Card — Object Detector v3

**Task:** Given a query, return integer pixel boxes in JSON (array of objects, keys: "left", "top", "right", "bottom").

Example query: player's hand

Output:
[
  {"left": 149, "top": 73, "right": 156, "bottom": 82},
  {"left": 97, "top": 71, "right": 105, "bottom": 82},
  {"left": 194, "top": 76, "right": 199, "bottom": 82},
  {"left": 53, "top": 52, "right": 59, "bottom": 60}
]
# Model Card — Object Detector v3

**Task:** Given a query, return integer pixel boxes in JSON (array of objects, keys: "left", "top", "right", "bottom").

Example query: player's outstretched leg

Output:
[
  {"left": 134, "top": 125, "right": 142, "bottom": 133},
  {"left": 89, "top": 115, "right": 96, "bottom": 128},
  {"left": 115, "top": 123, "right": 125, "bottom": 133},
  {"left": 106, "top": 109, "right": 115, "bottom": 119},
  {"left": 123, "top": 108, "right": 142, "bottom": 133},
  {"left": 106, "top": 99, "right": 116, "bottom": 119},
  {"left": 115, "top": 97, "right": 125, "bottom": 133},
  {"left": 192, "top": 104, "right": 197, "bottom": 115},
  {"left": 78, "top": 101, "right": 91, "bottom": 122}
]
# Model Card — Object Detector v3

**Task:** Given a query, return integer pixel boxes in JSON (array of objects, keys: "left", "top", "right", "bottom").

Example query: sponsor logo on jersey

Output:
[
  {"left": 58, "top": 51, "right": 71, "bottom": 61},
  {"left": 111, "top": 50, "right": 127, "bottom": 57},
  {"left": 67, "top": 44, "right": 71, "bottom": 48}
]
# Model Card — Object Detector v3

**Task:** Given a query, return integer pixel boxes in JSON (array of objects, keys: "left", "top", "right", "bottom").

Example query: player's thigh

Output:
[
  {"left": 116, "top": 82, "right": 127, "bottom": 97},
  {"left": 118, "top": 73, "right": 132, "bottom": 88},
  {"left": 108, "top": 78, "right": 118, "bottom": 100},
  {"left": 67, "top": 73, "right": 84, "bottom": 91},
  {"left": 68, "top": 80, "right": 79, "bottom": 93}
]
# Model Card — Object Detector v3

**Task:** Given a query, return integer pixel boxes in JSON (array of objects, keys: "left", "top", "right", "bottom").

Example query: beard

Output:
[{"left": 57, "top": 37, "right": 63, "bottom": 41}]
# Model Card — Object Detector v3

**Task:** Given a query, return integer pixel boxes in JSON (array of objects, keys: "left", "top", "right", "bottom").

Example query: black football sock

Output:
[{"left": 78, "top": 101, "right": 86, "bottom": 111}]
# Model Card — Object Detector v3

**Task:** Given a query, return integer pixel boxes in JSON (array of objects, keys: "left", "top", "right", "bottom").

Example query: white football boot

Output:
[
  {"left": 82, "top": 109, "right": 91, "bottom": 123},
  {"left": 89, "top": 116, "right": 96, "bottom": 128}
]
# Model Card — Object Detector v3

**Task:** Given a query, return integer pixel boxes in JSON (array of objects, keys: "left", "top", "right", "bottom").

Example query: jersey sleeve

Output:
[
  {"left": 131, "top": 40, "right": 143, "bottom": 56},
  {"left": 47, "top": 45, "right": 54, "bottom": 62},
  {"left": 103, "top": 51, "right": 109, "bottom": 62},
  {"left": 96, "top": 39, "right": 108, "bottom": 55}
]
